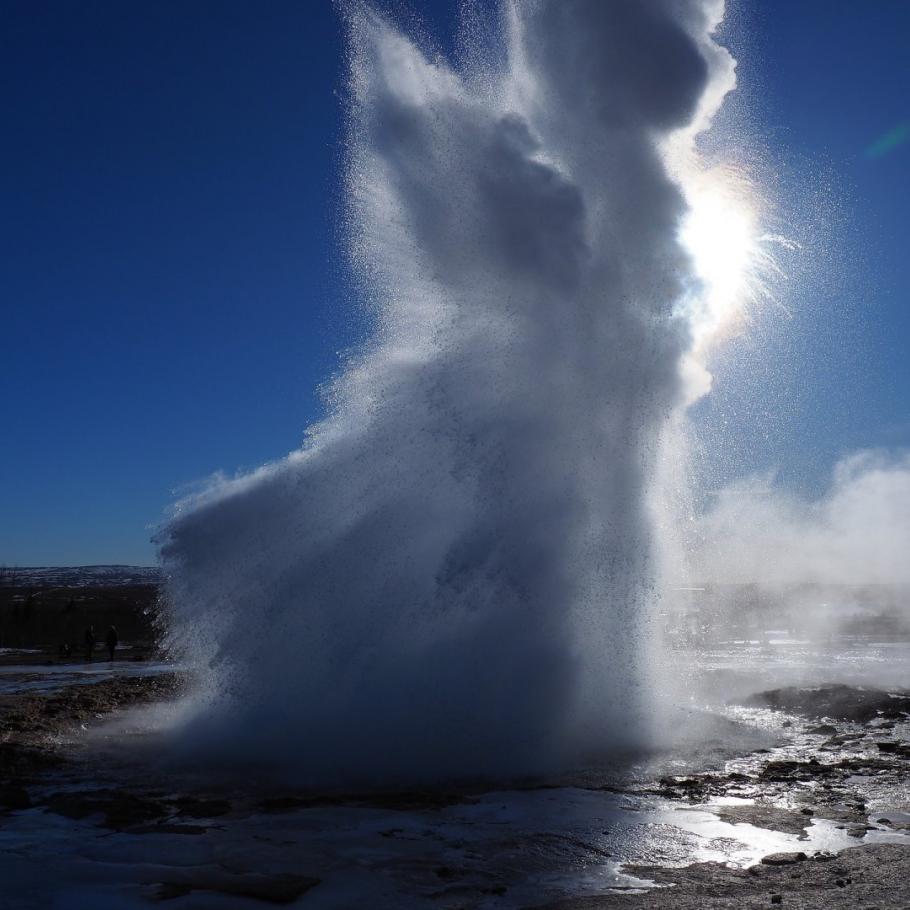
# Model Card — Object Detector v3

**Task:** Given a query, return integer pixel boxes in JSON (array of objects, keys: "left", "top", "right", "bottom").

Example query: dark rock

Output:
[
  {"left": 875, "top": 741, "right": 901, "bottom": 753},
  {"left": 760, "top": 760, "right": 835, "bottom": 782},
  {"left": 0, "top": 785, "right": 31, "bottom": 810},
  {"left": 825, "top": 733, "right": 866, "bottom": 748},
  {"left": 761, "top": 852, "right": 807, "bottom": 866},
  {"left": 771, "top": 895, "right": 782, "bottom": 904},
  {"left": 154, "top": 873, "right": 319, "bottom": 903},
  {"left": 715, "top": 805, "right": 811, "bottom": 838},
  {"left": 129, "top": 823, "right": 209, "bottom": 835},
  {"left": 155, "top": 883, "right": 191, "bottom": 900},
  {"left": 172, "top": 797, "right": 231, "bottom": 818},
  {"left": 652, "top": 776, "right": 710, "bottom": 800},
  {"left": 0, "top": 743, "right": 62, "bottom": 778},
  {"left": 258, "top": 796, "right": 312, "bottom": 811},
  {"left": 610, "top": 845, "right": 910, "bottom": 910},
  {"left": 741, "top": 685, "right": 910, "bottom": 723},
  {"left": 257, "top": 790, "right": 476, "bottom": 813},
  {"left": 44, "top": 789, "right": 166, "bottom": 828},
  {"left": 808, "top": 724, "right": 838, "bottom": 736}
]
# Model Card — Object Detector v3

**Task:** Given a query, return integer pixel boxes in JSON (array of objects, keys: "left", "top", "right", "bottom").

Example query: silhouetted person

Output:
[
  {"left": 105, "top": 626, "right": 118, "bottom": 661},
  {"left": 58, "top": 642, "right": 72, "bottom": 659},
  {"left": 84, "top": 625, "right": 96, "bottom": 661}
]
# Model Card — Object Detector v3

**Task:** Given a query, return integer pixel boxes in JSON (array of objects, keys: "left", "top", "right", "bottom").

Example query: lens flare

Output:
[
  {"left": 684, "top": 176, "right": 757, "bottom": 315},
  {"left": 674, "top": 162, "right": 794, "bottom": 402}
]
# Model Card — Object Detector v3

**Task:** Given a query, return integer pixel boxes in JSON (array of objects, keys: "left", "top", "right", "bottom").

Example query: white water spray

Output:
[{"left": 159, "top": 0, "right": 764, "bottom": 785}]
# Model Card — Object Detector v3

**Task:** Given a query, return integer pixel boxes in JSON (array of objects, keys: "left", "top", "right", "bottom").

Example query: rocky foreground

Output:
[
  {"left": 537, "top": 684, "right": 910, "bottom": 909},
  {"left": 0, "top": 676, "right": 908, "bottom": 907},
  {"left": 538, "top": 843, "right": 910, "bottom": 909}
]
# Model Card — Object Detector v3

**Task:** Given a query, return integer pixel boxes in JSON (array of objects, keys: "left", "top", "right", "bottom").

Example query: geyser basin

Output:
[{"left": 159, "top": 0, "right": 751, "bottom": 785}]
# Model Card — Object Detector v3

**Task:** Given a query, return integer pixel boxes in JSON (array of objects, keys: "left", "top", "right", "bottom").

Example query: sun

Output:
[
  {"left": 670, "top": 160, "right": 792, "bottom": 404},
  {"left": 680, "top": 165, "right": 768, "bottom": 346},
  {"left": 683, "top": 178, "right": 757, "bottom": 315}
]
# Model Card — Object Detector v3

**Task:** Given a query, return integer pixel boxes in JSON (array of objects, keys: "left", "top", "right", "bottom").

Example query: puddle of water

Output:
[{"left": 1, "top": 635, "right": 907, "bottom": 908}]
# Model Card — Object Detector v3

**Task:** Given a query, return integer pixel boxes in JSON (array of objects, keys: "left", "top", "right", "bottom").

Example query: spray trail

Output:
[{"left": 159, "top": 0, "right": 742, "bottom": 784}]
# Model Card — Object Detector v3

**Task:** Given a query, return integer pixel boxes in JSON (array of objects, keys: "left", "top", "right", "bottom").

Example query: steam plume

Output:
[
  {"left": 692, "top": 450, "right": 910, "bottom": 587},
  {"left": 159, "top": 0, "right": 736, "bottom": 784}
]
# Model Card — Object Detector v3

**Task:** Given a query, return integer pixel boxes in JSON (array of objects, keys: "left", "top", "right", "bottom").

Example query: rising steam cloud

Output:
[
  {"left": 159, "top": 0, "right": 737, "bottom": 784},
  {"left": 692, "top": 450, "right": 910, "bottom": 587}
]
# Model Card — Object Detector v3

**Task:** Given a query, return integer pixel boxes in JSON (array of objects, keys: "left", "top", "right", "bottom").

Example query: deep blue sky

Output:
[{"left": 1, "top": 1, "right": 907, "bottom": 566}]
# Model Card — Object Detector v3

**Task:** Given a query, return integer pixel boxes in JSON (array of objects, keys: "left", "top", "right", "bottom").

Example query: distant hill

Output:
[{"left": 0, "top": 565, "right": 161, "bottom": 588}]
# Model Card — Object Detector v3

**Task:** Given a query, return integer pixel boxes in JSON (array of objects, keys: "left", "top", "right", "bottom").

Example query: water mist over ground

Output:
[{"left": 158, "top": 0, "right": 738, "bottom": 785}]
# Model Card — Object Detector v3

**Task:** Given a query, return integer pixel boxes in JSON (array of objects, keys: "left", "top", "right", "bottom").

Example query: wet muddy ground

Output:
[{"left": 0, "top": 660, "right": 908, "bottom": 908}]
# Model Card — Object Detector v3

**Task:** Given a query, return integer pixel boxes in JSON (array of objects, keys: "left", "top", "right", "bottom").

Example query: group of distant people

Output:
[{"left": 58, "top": 625, "right": 118, "bottom": 661}]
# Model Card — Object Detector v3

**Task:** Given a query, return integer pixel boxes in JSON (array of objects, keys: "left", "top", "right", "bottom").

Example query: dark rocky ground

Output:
[
  {"left": 536, "top": 844, "right": 910, "bottom": 909},
  {"left": 535, "top": 684, "right": 910, "bottom": 909},
  {"left": 0, "top": 672, "right": 186, "bottom": 813},
  {"left": 1, "top": 672, "right": 909, "bottom": 907}
]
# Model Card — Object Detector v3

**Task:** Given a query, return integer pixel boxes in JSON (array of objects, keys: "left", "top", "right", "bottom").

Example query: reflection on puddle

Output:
[
  {"left": 1, "top": 637, "right": 907, "bottom": 908},
  {"left": 4, "top": 782, "right": 906, "bottom": 908}
]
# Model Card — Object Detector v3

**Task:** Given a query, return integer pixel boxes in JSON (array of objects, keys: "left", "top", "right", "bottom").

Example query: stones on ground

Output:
[
  {"left": 741, "top": 684, "right": 910, "bottom": 723},
  {"left": 761, "top": 852, "right": 807, "bottom": 866},
  {"left": 714, "top": 805, "right": 812, "bottom": 838},
  {"left": 760, "top": 759, "right": 835, "bottom": 781},
  {"left": 875, "top": 741, "right": 902, "bottom": 753},
  {"left": 0, "top": 673, "right": 187, "bottom": 755},
  {"left": 592, "top": 845, "right": 910, "bottom": 910}
]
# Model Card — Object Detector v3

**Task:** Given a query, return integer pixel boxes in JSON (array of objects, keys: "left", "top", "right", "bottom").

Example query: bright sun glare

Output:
[
  {"left": 683, "top": 183, "right": 757, "bottom": 311},
  {"left": 679, "top": 165, "right": 787, "bottom": 354}
]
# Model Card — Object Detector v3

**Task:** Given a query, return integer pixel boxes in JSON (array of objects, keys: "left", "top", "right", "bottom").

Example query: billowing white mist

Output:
[
  {"left": 159, "top": 0, "right": 742, "bottom": 785},
  {"left": 693, "top": 450, "right": 910, "bottom": 587}
]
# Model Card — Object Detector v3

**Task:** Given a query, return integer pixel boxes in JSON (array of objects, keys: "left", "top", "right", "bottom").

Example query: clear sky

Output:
[{"left": 1, "top": 1, "right": 907, "bottom": 566}]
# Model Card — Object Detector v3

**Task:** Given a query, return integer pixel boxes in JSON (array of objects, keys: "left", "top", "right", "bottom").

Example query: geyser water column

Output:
[{"left": 159, "top": 0, "right": 738, "bottom": 784}]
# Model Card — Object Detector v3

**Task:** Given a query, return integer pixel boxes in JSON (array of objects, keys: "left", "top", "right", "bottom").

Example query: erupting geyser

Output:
[{"left": 159, "top": 0, "right": 761, "bottom": 784}]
